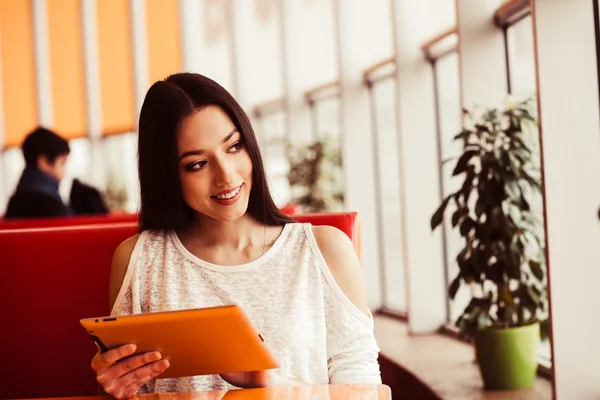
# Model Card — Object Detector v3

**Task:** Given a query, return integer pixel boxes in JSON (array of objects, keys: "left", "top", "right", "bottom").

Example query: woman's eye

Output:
[
  {"left": 185, "top": 160, "right": 207, "bottom": 171},
  {"left": 229, "top": 142, "right": 243, "bottom": 153}
]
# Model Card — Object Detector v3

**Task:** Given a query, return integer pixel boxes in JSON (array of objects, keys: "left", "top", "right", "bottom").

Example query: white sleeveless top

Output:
[{"left": 111, "top": 222, "right": 381, "bottom": 393}]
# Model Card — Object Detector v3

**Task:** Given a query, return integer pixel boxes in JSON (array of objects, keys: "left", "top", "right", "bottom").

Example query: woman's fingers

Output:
[
  {"left": 112, "top": 360, "right": 171, "bottom": 399},
  {"left": 91, "top": 344, "right": 169, "bottom": 399},
  {"left": 91, "top": 344, "right": 137, "bottom": 371},
  {"left": 116, "top": 357, "right": 170, "bottom": 388},
  {"left": 113, "top": 351, "right": 163, "bottom": 382},
  {"left": 96, "top": 351, "right": 162, "bottom": 385}
]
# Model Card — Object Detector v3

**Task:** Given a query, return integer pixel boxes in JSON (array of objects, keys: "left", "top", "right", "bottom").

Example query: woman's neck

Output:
[{"left": 182, "top": 213, "right": 265, "bottom": 251}]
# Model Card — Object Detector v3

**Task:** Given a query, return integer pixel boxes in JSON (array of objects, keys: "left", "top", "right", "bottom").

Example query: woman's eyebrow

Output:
[{"left": 178, "top": 129, "right": 239, "bottom": 161}]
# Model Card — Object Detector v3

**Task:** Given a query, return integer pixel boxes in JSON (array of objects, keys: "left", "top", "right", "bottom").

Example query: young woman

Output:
[{"left": 91, "top": 73, "right": 381, "bottom": 398}]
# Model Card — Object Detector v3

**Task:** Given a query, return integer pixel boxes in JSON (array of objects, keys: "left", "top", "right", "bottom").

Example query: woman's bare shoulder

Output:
[{"left": 109, "top": 234, "right": 141, "bottom": 310}]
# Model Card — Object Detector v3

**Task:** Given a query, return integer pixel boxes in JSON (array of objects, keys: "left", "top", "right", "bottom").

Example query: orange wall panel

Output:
[
  {"left": 146, "top": 0, "right": 182, "bottom": 86},
  {"left": 96, "top": 0, "right": 135, "bottom": 135},
  {"left": 47, "top": 0, "right": 87, "bottom": 139},
  {"left": 0, "top": 0, "right": 38, "bottom": 148}
]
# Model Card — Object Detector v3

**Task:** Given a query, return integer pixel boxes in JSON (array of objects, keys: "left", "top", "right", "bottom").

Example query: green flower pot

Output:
[{"left": 474, "top": 322, "right": 540, "bottom": 390}]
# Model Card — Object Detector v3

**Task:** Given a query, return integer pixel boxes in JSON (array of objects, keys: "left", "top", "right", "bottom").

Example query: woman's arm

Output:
[
  {"left": 312, "top": 225, "right": 370, "bottom": 316},
  {"left": 224, "top": 225, "right": 378, "bottom": 388},
  {"left": 312, "top": 225, "right": 382, "bottom": 385},
  {"left": 109, "top": 234, "right": 140, "bottom": 310}
]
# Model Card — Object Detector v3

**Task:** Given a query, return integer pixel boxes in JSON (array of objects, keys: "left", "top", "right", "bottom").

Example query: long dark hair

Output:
[{"left": 137, "top": 73, "right": 294, "bottom": 232}]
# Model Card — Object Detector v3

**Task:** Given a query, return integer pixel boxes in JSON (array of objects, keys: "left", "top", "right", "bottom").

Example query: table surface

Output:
[{"left": 23, "top": 384, "right": 391, "bottom": 400}]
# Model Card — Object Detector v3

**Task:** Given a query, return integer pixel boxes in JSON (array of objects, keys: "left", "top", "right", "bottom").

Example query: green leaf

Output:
[
  {"left": 513, "top": 135, "right": 532, "bottom": 152},
  {"left": 488, "top": 261, "right": 503, "bottom": 282},
  {"left": 431, "top": 195, "right": 451, "bottom": 231},
  {"left": 453, "top": 129, "right": 472, "bottom": 141},
  {"left": 451, "top": 208, "right": 468, "bottom": 228},
  {"left": 449, "top": 275, "right": 461, "bottom": 300},
  {"left": 521, "top": 170, "right": 541, "bottom": 191},
  {"left": 475, "top": 197, "right": 486, "bottom": 218},
  {"left": 507, "top": 243, "right": 522, "bottom": 279},
  {"left": 505, "top": 180, "right": 521, "bottom": 200},
  {"left": 529, "top": 261, "right": 544, "bottom": 281},
  {"left": 519, "top": 194, "right": 530, "bottom": 211},
  {"left": 452, "top": 150, "right": 478, "bottom": 176},
  {"left": 490, "top": 207, "right": 504, "bottom": 230},
  {"left": 527, "top": 285, "right": 541, "bottom": 306},
  {"left": 460, "top": 218, "right": 476, "bottom": 237},
  {"left": 460, "top": 166, "right": 476, "bottom": 197}
]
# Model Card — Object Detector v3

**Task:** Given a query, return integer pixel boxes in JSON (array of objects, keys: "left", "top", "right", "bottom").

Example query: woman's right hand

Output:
[{"left": 91, "top": 344, "right": 170, "bottom": 399}]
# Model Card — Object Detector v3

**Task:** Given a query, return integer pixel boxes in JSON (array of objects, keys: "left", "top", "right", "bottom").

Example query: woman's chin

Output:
[{"left": 200, "top": 202, "right": 249, "bottom": 222}]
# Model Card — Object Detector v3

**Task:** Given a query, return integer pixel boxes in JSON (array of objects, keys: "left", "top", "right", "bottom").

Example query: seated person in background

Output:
[
  {"left": 4, "top": 127, "right": 71, "bottom": 219},
  {"left": 69, "top": 178, "right": 109, "bottom": 216},
  {"left": 91, "top": 73, "right": 381, "bottom": 398}
]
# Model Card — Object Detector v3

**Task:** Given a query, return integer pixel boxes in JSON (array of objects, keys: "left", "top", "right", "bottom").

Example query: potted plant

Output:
[
  {"left": 287, "top": 134, "right": 344, "bottom": 213},
  {"left": 430, "top": 97, "right": 549, "bottom": 390},
  {"left": 104, "top": 169, "right": 130, "bottom": 212}
]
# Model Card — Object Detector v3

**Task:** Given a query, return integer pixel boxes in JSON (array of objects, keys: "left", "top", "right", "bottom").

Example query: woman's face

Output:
[{"left": 177, "top": 106, "right": 253, "bottom": 222}]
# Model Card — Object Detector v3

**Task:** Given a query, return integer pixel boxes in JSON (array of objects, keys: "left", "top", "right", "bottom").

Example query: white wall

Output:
[
  {"left": 456, "top": 0, "right": 507, "bottom": 109},
  {"left": 232, "top": 0, "right": 283, "bottom": 109},
  {"left": 392, "top": 0, "right": 450, "bottom": 333},
  {"left": 179, "top": 0, "right": 235, "bottom": 95},
  {"left": 335, "top": 0, "right": 396, "bottom": 308},
  {"left": 282, "top": 0, "right": 338, "bottom": 145},
  {"left": 533, "top": 0, "right": 600, "bottom": 397}
]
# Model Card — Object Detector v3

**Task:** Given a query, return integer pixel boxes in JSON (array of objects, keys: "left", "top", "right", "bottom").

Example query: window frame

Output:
[
  {"left": 252, "top": 98, "right": 292, "bottom": 206},
  {"left": 303, "top": 82, "right": 345, "bottom": 211},
  {"left": 364, "top": 59, "right": 408, "bottom": 318},
  {"left": 304, "top": 81, "right": 341, "bottom": 143},
  {"left": 251, "top": 98, "right": 288, "bottom": 163},
  {"left": 422, "top": 27, "right": 459, "bottom": 325},
  {"left": 494, "top": 0, "right": 532, "bottom": 95}
]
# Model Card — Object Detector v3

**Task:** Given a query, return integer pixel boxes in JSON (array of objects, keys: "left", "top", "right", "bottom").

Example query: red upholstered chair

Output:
[
  {"left": 0, "top": 223, "right": 139, "bottom": 400},
  {"left": 294, "top": 212, "right": 361, "bottom": 260},
  {"left": 0, "top": 212, "right": 139, "bottom": 230},
  {"left": 0, "top": 212, "right": 360, "bottom": 399},
  {"left": 0, "top": 206, "right": 300, "bottom": 230},
  {"left": 279, "top": 203, "right": 302, "bottom": 215}
]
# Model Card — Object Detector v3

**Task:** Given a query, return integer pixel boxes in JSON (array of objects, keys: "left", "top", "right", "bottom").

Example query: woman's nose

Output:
[{"left": 214, "top": 159, "right": 234, "bottom": 187}]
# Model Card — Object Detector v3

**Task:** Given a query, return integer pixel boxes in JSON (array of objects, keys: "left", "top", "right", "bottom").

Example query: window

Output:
[
  {"left": 505, "top": 15, "right": 536, "bottom": 98},
  {"left": 306, "top": 83, "right": 344, "bottom": 212},
  {"left": 430, "top": 51, "right": 467, "bottom": 324},
  {"left": 365, "top": 62, "right": 407, "bottom": 314},
  {"left": 254, "top": 104, "right": 290, "bottom": 207},
  {"left": 313, "top": 96, "right": 341, "bottom": 144},
  {"left": 62, "top": 138, "right": 93, "bottom": 201},
  {"left": 306, "top": 82, "right": 342, "bottom": 144},
  {"left": 101, "top": 133, "right": 139, "bottom": 212},
  {"left": 1, "top": 147, "right": 25, "bottom": 213},
  {"left": 370, "top": 78, "right": 407, "bottom": 313}
]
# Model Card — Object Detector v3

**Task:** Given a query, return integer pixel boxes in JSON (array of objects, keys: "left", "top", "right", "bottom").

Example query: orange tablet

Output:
[{"left": 80, "top": 305, "right": 279, "bottom": 379}]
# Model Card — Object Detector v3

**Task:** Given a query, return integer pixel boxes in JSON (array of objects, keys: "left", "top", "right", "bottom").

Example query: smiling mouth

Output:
[{"left": 211, "top": 185, "right": 242, "bottom": 200}]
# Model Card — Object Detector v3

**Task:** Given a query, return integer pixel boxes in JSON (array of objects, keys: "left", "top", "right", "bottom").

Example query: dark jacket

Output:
[
  {"left": 4, "top": 167, "right": 70, "bottom": 219},
  {"left": 69, "top": 178, "right": 109, "bottom": 216}
]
